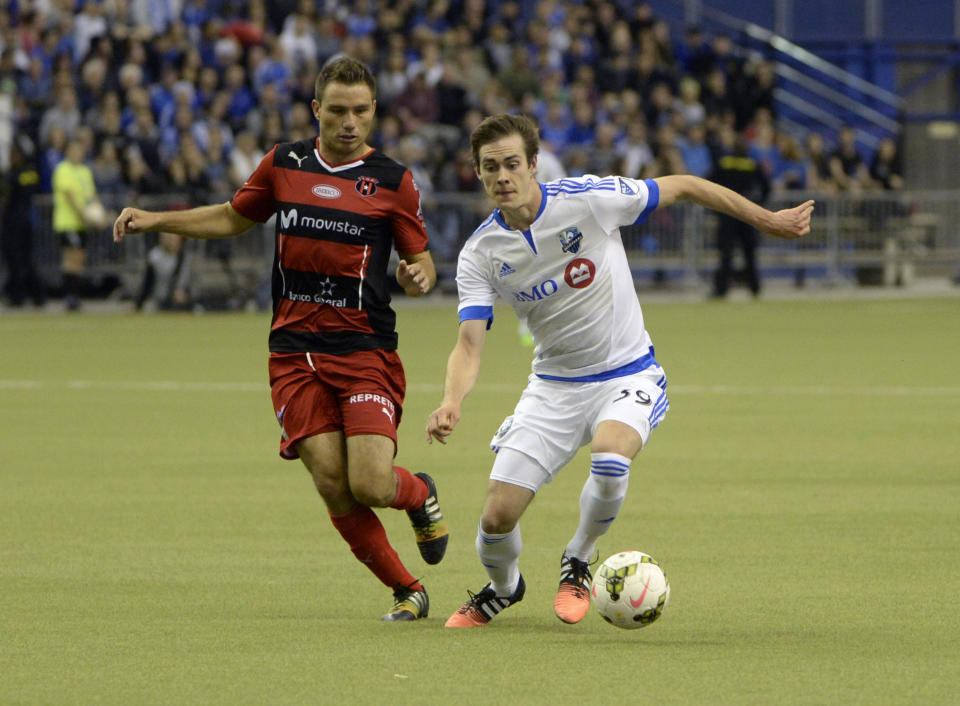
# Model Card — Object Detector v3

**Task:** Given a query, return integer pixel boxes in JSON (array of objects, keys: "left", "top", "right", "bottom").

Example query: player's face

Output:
[
  {"left": 476, "top": 135, "right": 538, "bottom": 211},
  {"left": 313, "top": 82, "right": 376, "bottom": 162}
]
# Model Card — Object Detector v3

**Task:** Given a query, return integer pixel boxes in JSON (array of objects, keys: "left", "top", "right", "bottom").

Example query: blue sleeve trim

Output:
[
  {"left": 633, "top": 179, "right": 660, "bottom": 225},
  {"left": 459, "top": 305, "right": 494, "bottom": 330}
]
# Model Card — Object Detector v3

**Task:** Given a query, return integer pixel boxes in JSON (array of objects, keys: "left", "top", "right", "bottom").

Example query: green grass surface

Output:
[{"left": 2, "top": 297, "right": 959, "bottom": 704}]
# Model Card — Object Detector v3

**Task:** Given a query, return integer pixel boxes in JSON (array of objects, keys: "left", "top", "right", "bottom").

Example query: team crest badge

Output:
[
  {"left": 558, "top": 227, "right": 583, "bottom": 254},
  {"left": 356, "top": 176, "right": 379, "bottom": 196}
]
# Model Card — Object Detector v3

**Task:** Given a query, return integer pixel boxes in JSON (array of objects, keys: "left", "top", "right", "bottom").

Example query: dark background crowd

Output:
[{"left": 0, "top": 0, "right": 908, "bottom": 307}]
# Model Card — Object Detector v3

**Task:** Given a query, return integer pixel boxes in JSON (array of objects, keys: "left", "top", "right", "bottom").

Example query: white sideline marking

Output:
[{"left": 1, "top": 379, "right": 959, "bottom": 397}]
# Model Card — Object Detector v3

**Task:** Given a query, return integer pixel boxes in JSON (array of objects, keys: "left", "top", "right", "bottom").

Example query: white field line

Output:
[{"left": 0, "top": 379, "right": 959, "bottom": 397}]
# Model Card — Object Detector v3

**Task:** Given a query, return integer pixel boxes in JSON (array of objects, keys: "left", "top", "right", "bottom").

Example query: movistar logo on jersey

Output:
[
  {"left": 619, "top": 178, "right": 637, "bottom": 196},
  {"left": 558, "top": 228, "right": 582, "bottom": 254},
  {"left": 279, "top": 209, "right": 365, "bottom": 237},
  {"left": 498, "top": 262, "right": 516, "bottom": 278}
]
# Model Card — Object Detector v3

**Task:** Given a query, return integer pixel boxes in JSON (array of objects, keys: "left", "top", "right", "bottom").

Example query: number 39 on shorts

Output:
[{"left": 613, "top": 388, "right": 652, "bottom": 405}]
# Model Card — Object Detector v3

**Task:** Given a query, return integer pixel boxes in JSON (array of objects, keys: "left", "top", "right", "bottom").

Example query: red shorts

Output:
[{"left": 268, "top": 349, "right": 406, "bottom": 460}]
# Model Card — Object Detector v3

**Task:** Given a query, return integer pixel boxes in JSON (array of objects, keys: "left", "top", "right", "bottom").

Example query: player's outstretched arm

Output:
[
  {"left": 397, "top": 250, "right": 437, "bottom": 297},
  {"left": 113, "top": 202, "right": 256, "bottom": 243},
  {"left": 654, "top": 174, "right": 814, "bottom": 239},
  {"left": 426, "top": 318, "right": 487, "bottom": 445}
]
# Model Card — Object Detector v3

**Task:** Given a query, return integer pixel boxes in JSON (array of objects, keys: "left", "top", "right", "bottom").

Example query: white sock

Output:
[
  {"left": 476, "top": 524, "right": 522, "bottom": 596},
  {"left": 565, "top": 453, "right": 631, "bottom": 561}
]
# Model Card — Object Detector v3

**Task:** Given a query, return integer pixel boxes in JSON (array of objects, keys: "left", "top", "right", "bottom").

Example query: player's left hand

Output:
[
  {"left": 397, "top": 260, "right": 430, "bottom": 295},
  {"left": 765, "top": 199, "right": 815, "bottom": 239}
]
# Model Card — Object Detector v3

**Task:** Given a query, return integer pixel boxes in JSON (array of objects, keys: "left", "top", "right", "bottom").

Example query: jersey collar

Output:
[
  {"left": 493, "top": 183, "right": 547, "bottom": 254},
  {"left": 493, "top": 182, "right": 548, "bottom": 231},
  {"left": 314, "top": 138, "right": 375, "bottom": 172}
]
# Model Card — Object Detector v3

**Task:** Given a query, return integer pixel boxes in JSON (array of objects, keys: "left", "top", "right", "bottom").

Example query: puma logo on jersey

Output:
[
  {"left": 288, "top": 151, "right": 307, "bottom": 167},
  {"left": 381, "top": 407, "right": 395, "bottom": 423}
]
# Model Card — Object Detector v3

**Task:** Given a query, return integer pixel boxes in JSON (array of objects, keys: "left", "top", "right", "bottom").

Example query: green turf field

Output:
[{"left": 2, "top": 296, "right": 958, "bottom": 704}]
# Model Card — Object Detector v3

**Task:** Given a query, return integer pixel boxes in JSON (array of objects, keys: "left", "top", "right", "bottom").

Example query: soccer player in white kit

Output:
[{"left": 427, "top": 114, "right": 814, "bottom": 628}]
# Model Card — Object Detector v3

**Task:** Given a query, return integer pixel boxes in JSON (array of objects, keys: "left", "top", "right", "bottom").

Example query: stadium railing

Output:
[{"left": 15, "top": 189, "right": 960, "bottom": 300}]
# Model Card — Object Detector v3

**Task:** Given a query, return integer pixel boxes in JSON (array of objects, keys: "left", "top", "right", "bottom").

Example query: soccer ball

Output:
[{"left": 591, "top": 551, "right": 670, "bottom": 629}]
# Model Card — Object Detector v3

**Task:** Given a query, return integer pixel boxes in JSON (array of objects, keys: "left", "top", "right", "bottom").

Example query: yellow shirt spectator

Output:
[{"left": 52, "top": 158, "right": 96, "bottom": 232}]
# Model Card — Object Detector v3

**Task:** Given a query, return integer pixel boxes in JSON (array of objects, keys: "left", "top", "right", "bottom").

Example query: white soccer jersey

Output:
[{"left": 457, "top": 175, "right": 662, "bottom": 381}]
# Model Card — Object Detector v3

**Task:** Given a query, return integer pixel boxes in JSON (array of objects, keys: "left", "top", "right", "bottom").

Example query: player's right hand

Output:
[
  {"left": 113, "top": 207, "right": 155, "bottom": 243},
  {"left": 426, "top": 404, "right": 460, "bottom": 445}
]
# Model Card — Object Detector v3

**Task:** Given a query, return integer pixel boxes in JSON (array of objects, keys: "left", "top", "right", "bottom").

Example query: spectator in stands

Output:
[
  {"left": 644, "top": 81, "right": 675, "bottom": 129},
  {"left": 91, "top": 139, "right": 125, "bottom": 199},
  {"left": 224, "top": 63, "right": 257, "bottom": 131},
  {"left": 869, "top": 137, "right": 904, "bottom": 191},
  {"left": 279, "top": 12, "right": 318, "bottom": 71},
  {"left": 52, "top": 138, "right": 103, "bottom": 310},
  {"left": 135, "top": 231, "right": 193, "bottom": 311},
  {"left": 229, "top": 130, "right": 264, "bottom": 188},
  {"left": 435, "top": 65, "right": 469, "bottom": 129},
  {"left": 566, "top": 101, "right": 597, "bottom": 149},
  {"left": 454, "top": 47, "right": 492, "bottom": 107},
  {"left": 203, "top": 128, "right": 231, "bottom": 195},
  {"left": 735, "top": 60, "right": 776, "bottom": 131},
  {"left": 675, "top": 76, "right": 706, "bottom": 128},
  {"left": 700, "top": 68, "right": 734, "bottom": 131},
  {"left": 378, "top": 49, "right": 410, "bottom": 109},
  {"left": 538, "top": 100, "right": 571, "bottom": 153},
  {"left": 804, "top": 132, "right": 836, "bottom": 193},
  {"left": 710, "top": 134, "right": 770, "bottom": 298},
  {"left": 679, "top": 123, "right": 713, "bottom": 178},
  {"left": 286, "top": 102, "right": 315, "bottom": 142},
  {"left": 18, "top": 55, "right": 52, "bottom": 120},
  {"left": 407, "top": 42, "right": 446, "bottom": 88},
  {"left": 393, "top": 69, "right": 440, "bottom": 135},
  {"left": 0, "top": 135, "right": 46, "bottom": 307},
  {"left": 584, "top": 122, "right": 621, "bottom": 176},
  {"left": 39, "top": 86, "right": 80, "bottom": 146},
  {"left": 498, "top": 45, "right": 540, "bottom": 104},
  {"left": 747, "top": 109, "right": 781, "bottom": 178},
  {"left": 773, "top": 133, "right": 807, "bottom": 191},
  {"left": 122, "top": 144, "right": 164, "bottom": 200},
  {"left": 40, "top": 124, "right": 68, "bottom": 192},
  {"left": 621, "top": 120, "right": 655, "bottom": 179},
  {"left": 829, "top": 126, "right": 870, "bottom": 192},
  {"left": 676, "top": 25, "right": 713, "bottom": 80},
  {"left": 73, "top": 0, "right": 108, "bottom": 64},
  {"left": 259, "top": 110, "right": 286, "bottom": 151},
  {"left": 313, "top": 16, "right": 343, "bottom": 63}
]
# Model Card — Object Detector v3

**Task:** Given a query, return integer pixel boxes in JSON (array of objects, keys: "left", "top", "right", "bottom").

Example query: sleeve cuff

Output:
[
  {"left": 633, "top": 178, "right": 660, "bottom": 225},
  {"left": 458, "top": 305, "right": 494, "bottom": 330}
]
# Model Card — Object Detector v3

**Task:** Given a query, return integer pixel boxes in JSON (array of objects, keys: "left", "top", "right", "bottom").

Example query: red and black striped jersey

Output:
[{"left": 231, "top": 138, "right": 429, "bottom": 355}]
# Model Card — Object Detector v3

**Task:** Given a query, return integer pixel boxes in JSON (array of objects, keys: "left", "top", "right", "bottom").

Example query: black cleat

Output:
[
  {"left": 406, "top": 472, "right": 449, "bottom": 564},
  {"left": 445, "top": 575, "right": 526, "bottom": 628},
  {"left": 381, "top": 583, "right": 429, "bottom": 622}
]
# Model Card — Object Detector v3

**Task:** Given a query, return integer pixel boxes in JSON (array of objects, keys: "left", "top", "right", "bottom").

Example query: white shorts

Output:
[{"left": 489, "top": 366, "right": 669, "bottom": 490}]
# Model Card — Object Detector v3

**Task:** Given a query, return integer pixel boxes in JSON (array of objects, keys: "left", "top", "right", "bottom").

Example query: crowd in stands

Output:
[{"left": 1, "top": 0, "right": 906, "bottom": 211}]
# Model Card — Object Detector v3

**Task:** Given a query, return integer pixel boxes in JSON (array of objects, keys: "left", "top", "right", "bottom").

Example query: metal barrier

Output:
[{"left": 5, "top": 189, "right": 959, "bottom": 301}]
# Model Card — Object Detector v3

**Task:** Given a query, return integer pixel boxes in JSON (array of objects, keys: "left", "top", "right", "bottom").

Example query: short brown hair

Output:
[
  {"left": 470, "top": 113, "right": 540, "bottom": 168},
  {"left": 314, "top": 57, "right": 377, "bottom": 104}
]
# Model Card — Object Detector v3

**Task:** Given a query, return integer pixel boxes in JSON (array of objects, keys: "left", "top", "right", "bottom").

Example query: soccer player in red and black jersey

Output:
[{"left": 113, "top": 58, "right": 447, "bottom": 621}]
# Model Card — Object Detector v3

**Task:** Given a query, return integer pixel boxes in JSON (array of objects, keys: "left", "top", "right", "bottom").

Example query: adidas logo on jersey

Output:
[{"left": 498, "top": 262, "right": 516, "bottom": 278}]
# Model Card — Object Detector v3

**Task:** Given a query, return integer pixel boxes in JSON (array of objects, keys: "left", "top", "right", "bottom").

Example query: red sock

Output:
[
  {"left": 329, "top": 504, "right": 422, "bottom": 591},
  {"left": 388, "top": 465, "right": 428, "bottom": 511}
]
